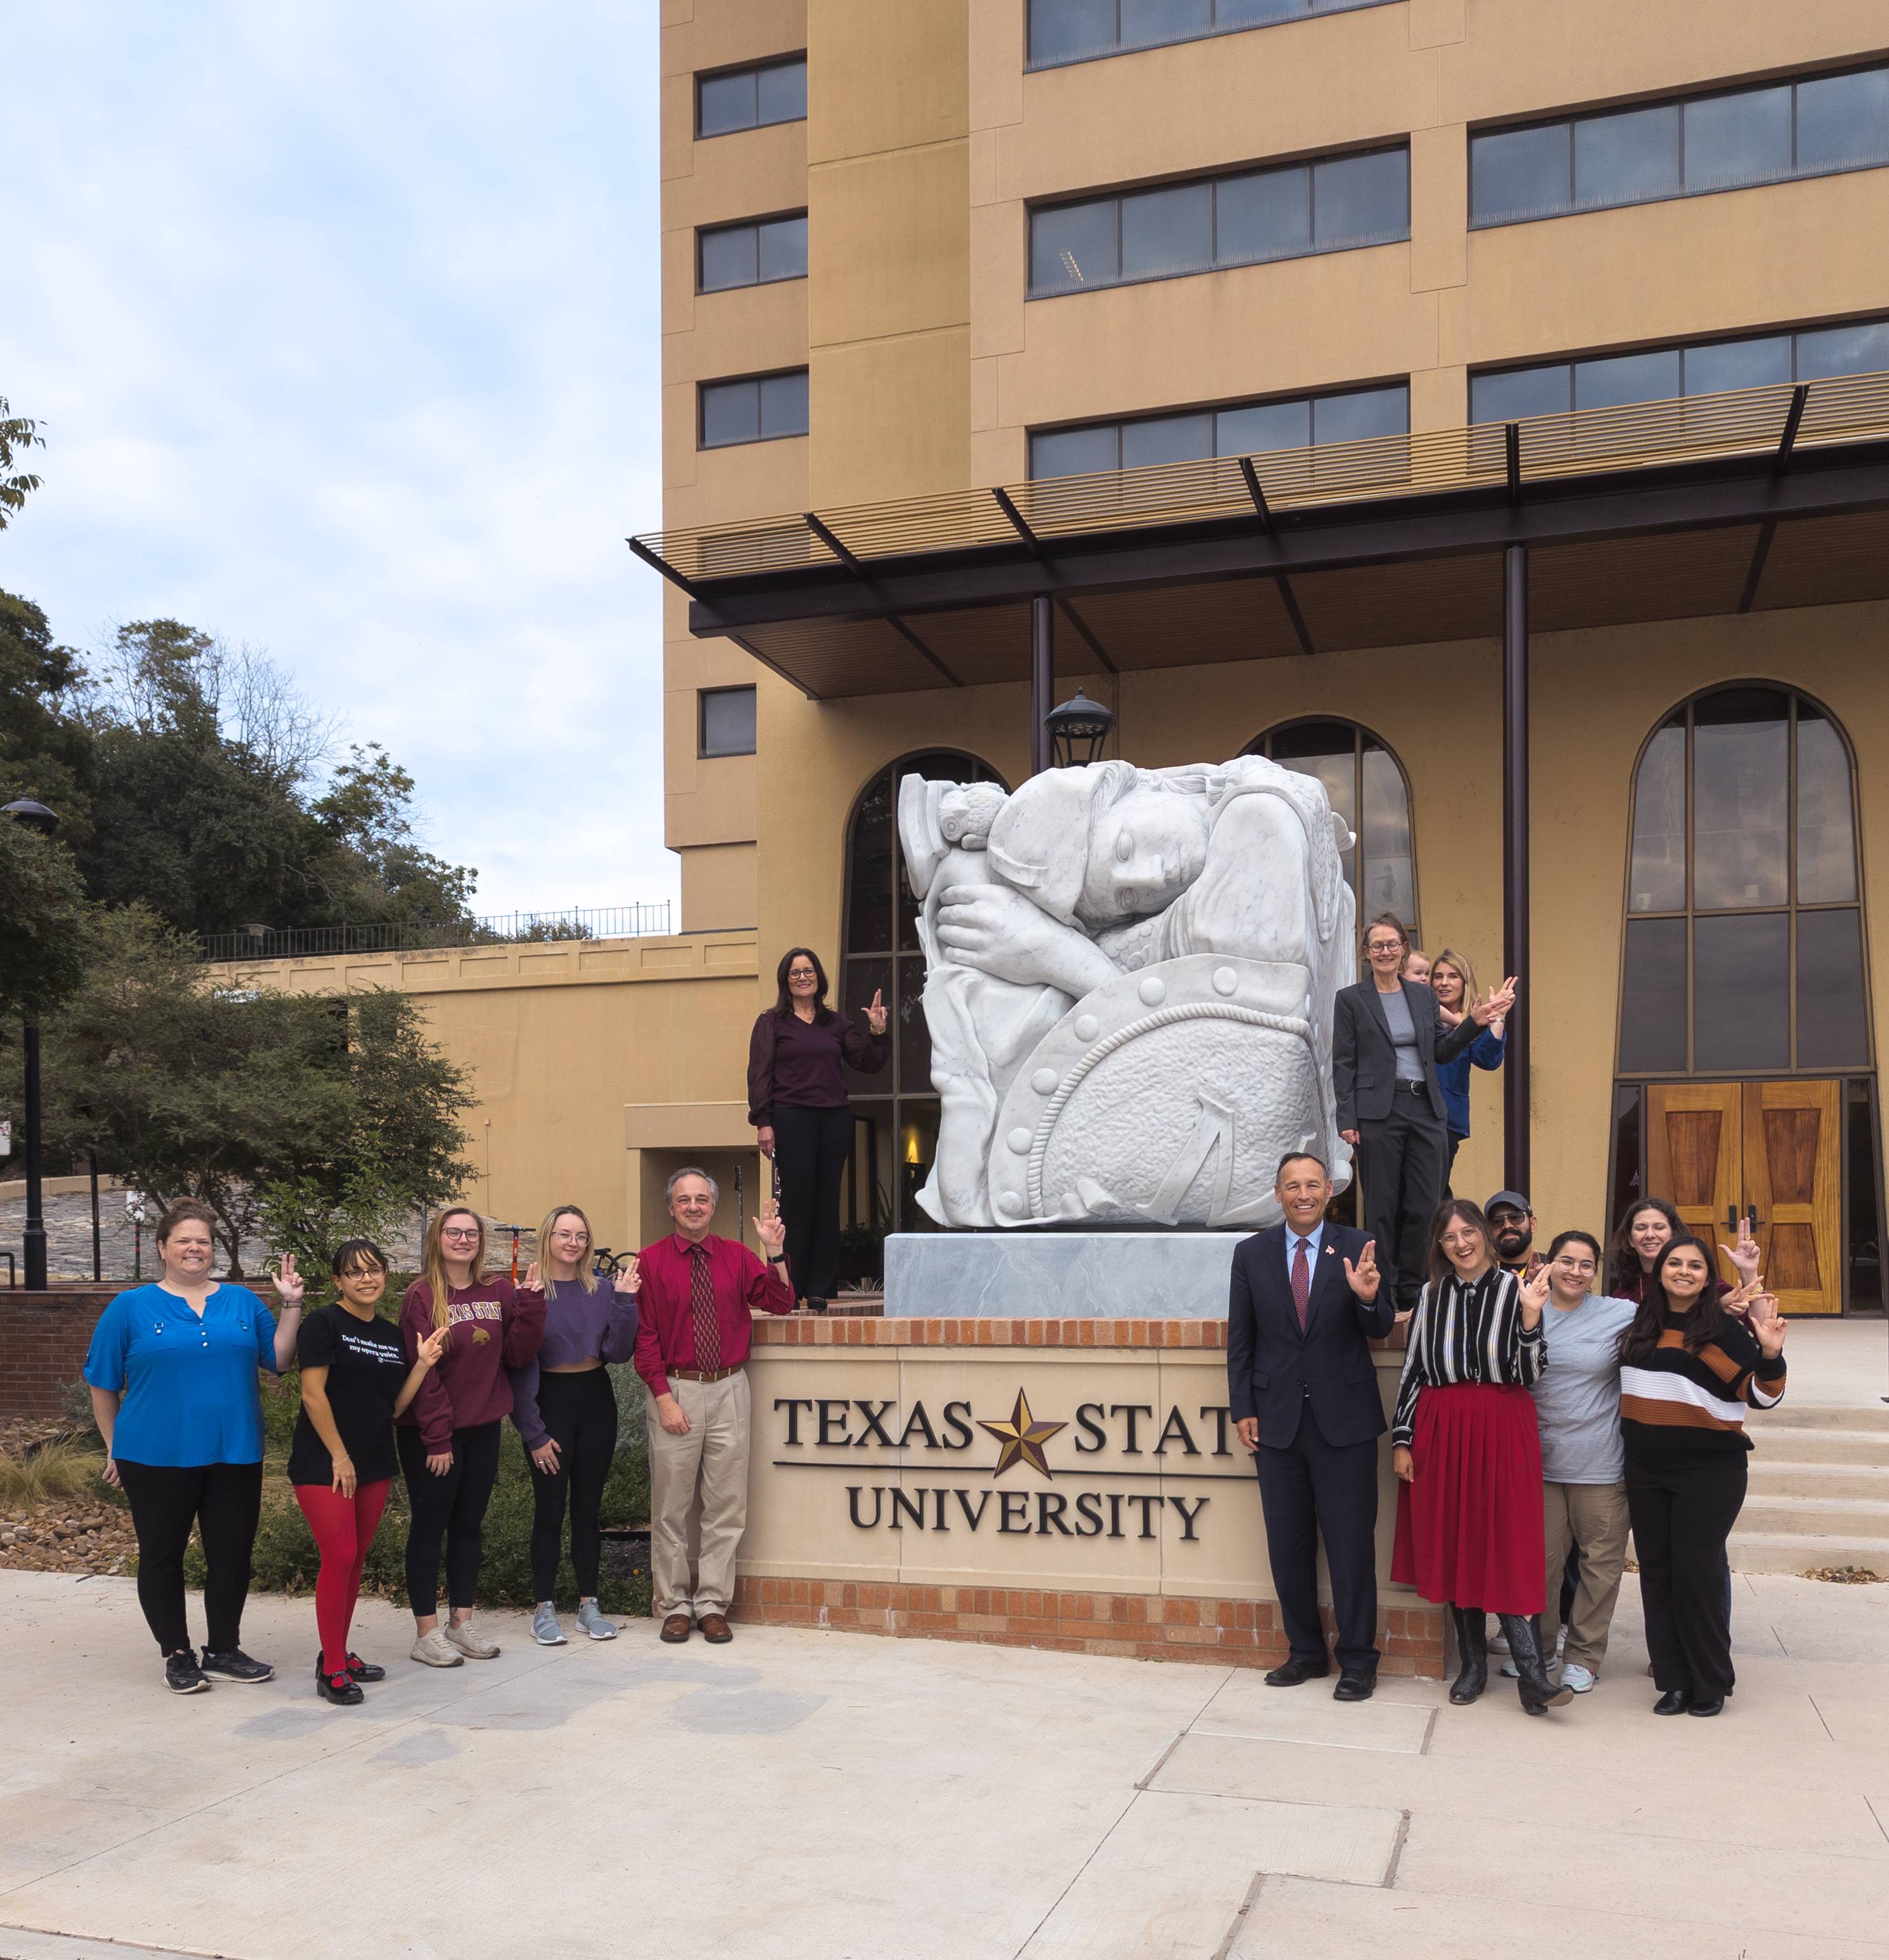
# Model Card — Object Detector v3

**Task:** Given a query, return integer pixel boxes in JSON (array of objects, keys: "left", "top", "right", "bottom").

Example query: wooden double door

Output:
[{"left": 1647, "top": 1080, "right": 1844, "bottom": 1314}]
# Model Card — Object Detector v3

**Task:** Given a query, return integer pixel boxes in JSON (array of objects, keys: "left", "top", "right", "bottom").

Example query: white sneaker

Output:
[
  {"left": 411, "top": 1627, "right": 465, "bottom": 1669},
  {"left": 1560, "top": 1662, "right": 1596, "bottom": 1693},
  {"left": 444, "top": 1619, "right": 500, "bottom": 1660}
]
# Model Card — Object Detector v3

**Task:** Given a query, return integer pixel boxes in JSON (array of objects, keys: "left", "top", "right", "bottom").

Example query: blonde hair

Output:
[
  {"left": 1430, "top": 946, "right": 1478, "bottom": 1011},
  {"left": 537, "top": 1204, "right": 598, "bottom": 1294},
  {"left": 420, "top": 1207, "right": 485, "bottom": 1335}
]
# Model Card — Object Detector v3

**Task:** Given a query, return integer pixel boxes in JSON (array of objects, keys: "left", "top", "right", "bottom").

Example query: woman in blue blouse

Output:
[
  {"left": 85, "top": 1200, "right": 305, "bottom": 1695},
  {"left": 1428, "top": 949, "right": 1505, "bottom": 1196}
]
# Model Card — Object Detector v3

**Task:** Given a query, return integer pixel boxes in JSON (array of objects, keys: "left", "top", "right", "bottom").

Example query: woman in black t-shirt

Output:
[{"left": 290, "top": 1239, "right": 446, "bottom": 1705}]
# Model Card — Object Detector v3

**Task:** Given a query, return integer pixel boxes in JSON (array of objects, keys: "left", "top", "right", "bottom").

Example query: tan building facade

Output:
[{"left": 242, "top": 1, "right": 1889, "bottom": 1315}]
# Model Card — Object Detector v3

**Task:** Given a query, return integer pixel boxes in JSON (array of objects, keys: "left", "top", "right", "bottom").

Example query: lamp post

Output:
[
  {"left": 1043, "top": 690, "right": 1118, "bottom": 769},
  {"left": 3, "top": 797, "right": 60, "bottom": 1291}
]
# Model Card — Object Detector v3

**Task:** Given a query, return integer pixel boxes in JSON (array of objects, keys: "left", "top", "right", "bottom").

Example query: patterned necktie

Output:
[
  {"left": 1292, "top": 1238, "right": 1312, "bottom": 1331},
  {"left": 688, "top": 1243, "right": 722, "bottom": 1372}
]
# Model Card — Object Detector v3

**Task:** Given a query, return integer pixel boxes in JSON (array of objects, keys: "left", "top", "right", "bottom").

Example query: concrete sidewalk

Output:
[{"left": 5, "top": 1568, "right": 1888, "bottom": 1959}]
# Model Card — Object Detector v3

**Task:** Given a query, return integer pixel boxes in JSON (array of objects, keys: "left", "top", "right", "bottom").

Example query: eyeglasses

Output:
[
  {"left": 788, "top": 969, "right": 817, "bottom": 979},
  {"left": 441, "top": 1228, "right": 480, "bottom": 1242}
]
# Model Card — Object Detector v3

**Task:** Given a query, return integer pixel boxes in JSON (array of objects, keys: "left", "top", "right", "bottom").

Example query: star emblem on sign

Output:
[{"left": 978, "top": 1389, "right": 1067, "bottom": 1480}]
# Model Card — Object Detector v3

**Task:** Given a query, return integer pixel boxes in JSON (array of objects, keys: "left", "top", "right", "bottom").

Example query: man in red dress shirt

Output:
[{"left": 635, "top": 1166, "right": 794, "bottom": 1643}]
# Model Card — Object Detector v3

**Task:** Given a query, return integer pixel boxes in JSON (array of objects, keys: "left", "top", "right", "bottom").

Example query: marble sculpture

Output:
[{"left": 897, "top": 755, "right": 1357, "bottom": 1229}]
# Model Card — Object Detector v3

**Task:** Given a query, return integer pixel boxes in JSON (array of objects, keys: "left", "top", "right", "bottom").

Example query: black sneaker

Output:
[
  {"left": 165, "top": 1649, "right": 210, "bottom": 1695},
  {"left": 200, "top": 1647, "right": 274, "bottom": 1684},
  {"left": 316, "top": 1665, "right": 364, "bottom": 1707}
]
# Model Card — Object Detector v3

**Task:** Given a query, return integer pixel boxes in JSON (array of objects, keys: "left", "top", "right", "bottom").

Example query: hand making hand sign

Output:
[
  {"left": 1517, "top": 1259, "right": 1552, "bottom": 1329},
  {"left": 270, "top": 1252, "right": 305, "bottom": 1312},
  {"left": 864, "top": 988, "right": 888, "bottom": 1035},
  {"left": 755, "top": 1194, "right": 787, "bottom": 1259},
  {"left": 1470, "top": 976, "right": 1519, "bottom": 1026},
  {"left": 1720, "top": 1212, "right": 1762, "bottom": 1284},
  {"left": 1342, "top": 1237, "right": 1381, "bottom": 1303},
  {"left": 1745, "top": 1289, "right": 1788, "bottom": 1358},
  {"left": 614, "top": 1253, "right": 641, "bottom": 1296}
]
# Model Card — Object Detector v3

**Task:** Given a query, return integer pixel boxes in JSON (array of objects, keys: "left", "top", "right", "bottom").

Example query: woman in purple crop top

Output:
[
  {"left": 748, "top": 946, "right": 888, "bottom": 1312},
  {"left": 509, "top": 1205, "right": 640, "bottom": 1646}
]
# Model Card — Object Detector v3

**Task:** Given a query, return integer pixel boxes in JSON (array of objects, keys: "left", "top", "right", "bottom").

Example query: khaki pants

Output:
[
  {"left": 1543, "top": 1479, "right": 1631, "bottom": 1674},
  {"left": 646, "top": 1371, "right": 752, "bottom": 1619}
]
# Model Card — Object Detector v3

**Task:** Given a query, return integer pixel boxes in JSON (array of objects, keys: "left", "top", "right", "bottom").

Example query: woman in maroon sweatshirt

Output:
[{"left": 398, "top": 1207, "right": 545, "bottom": 1667}]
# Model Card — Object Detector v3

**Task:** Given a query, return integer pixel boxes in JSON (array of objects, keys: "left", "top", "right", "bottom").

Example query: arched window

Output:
[
  {"left": 1244, "top": 718, "right": 1418, "bottom": 934},
  {"left": 1619, "top": 685, "right": 1867, "bottom": 1075},
  {"left": 839, "top": 749, "right": 1006, "bottom": 1247},
  {"left": 1612, "top": 682, "right": 1880, "bottom": 1316}
]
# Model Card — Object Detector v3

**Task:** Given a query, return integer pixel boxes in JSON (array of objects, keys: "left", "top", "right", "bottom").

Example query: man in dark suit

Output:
[
  {"left": 1333, "top": 913, "right": 1516, "bottom": 1313},
  {"left": 1229, "top": 1151, "right": 1393, "bottom": 1700}
]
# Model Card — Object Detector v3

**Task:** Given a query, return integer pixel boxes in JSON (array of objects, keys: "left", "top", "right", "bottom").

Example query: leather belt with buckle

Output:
[{"left": 670, "top": 1366, "right": 742, "bottom": 1383}]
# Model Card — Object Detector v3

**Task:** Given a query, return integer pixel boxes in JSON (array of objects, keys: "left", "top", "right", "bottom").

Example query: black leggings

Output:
[
  {"left": 398, "top": 1420, "right": 501, "bottom": 1616},
  {"left": 1626, "top": 1450, "right": 1747, "bottom": 1702},
  {"left": 115, "top": 1459, "right": 263, "bottom": 1655},
  {"left": 527, "top": 1369, "right": 619, "bottom": 1599},
  {"left": 774, "top": 1103, "right": 854, "bottom": 1301}
]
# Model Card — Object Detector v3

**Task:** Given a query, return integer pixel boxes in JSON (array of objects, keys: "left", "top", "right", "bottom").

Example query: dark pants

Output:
[
  {"left": 398, "top": 1420, "right": 502, "bottom": 1616},
  {"left": 1443, "top": 1130, "right": 1465, "bottom": 1200},
  {"left": 526, "top": 1369, "right": 619, "bottom": 1599},
  {"left": 1626, "top": 1451, "right": 1747, "bottom": 1702},
  {"left": 1255, "top": 1411, "right": 1381, "bottom": 1673},
  {"left": 774, "top": 1103, "right": 853, "bottom": 1301},
  {"left": 1357, "top": 1090, "right": 1449, "bottom": 1307},
  {"left": 115, "top": 1459, "right": 264, "bottom": 1655}
]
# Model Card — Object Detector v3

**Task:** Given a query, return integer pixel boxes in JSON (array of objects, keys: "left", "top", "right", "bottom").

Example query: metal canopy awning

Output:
[{"left": 629, "top": 372, "right": 1889, "bottom": 700}]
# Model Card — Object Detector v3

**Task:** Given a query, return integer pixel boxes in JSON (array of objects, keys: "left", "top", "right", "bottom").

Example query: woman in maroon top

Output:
[
  {"left": 1605, "top": 1199, "right": 1760, "bottom": 1303},
  {"left": 397, "top": 1207, "right": 545, "bottom": 1667},
  {"left": 748, "top": 946, "right": 888, "bottom": 1312}
]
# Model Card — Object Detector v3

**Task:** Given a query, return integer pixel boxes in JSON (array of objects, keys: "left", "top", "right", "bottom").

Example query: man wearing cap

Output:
[
  {"left": 1487, "top": 1191, "right": 1540, "bottom": 1278},
  {"left": 1229, "top": 1151, "right": 1394, "bottom": 1702}
]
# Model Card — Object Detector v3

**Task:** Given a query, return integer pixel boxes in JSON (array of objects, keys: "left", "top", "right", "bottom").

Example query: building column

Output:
[
  {"left": 1030, "top": 593, "right": 1053, "bottom": 776},
  {"left": 1503, "top": 543, "right": 1530, "bottom": 1195}
]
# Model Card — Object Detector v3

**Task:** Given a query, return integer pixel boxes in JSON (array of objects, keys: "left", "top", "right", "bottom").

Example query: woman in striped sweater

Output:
[
  {"left": 1620, "top": 1236, "right": 1787, "bottom": 1718},
  {"left": 1389, "top": 1199, "right": 1572, "bottom": 1715}
]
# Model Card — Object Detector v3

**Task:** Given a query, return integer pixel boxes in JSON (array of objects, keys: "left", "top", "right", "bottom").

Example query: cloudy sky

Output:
[{"left": 1, "top": 1, "right": 671, "bottom": 918}]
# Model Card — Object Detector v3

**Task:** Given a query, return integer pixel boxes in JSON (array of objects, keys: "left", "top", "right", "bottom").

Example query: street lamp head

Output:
[
  {"left": 2, "top": 798, "right": 59, "bottom": 836},
  {"left": 1043, "top": 690, "right": 1118, "bottom": 769},
  {"left": 243, "top": 923, "right": 269, "bottom": 939}
]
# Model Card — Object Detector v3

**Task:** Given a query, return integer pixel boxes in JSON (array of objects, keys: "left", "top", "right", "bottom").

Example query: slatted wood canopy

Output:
[
  {"left": 631, "top": 371, "right": 1889, "bottom": 701},
  {"left": 629, "top": 371, "right": 1889, "bottom": 1194}
]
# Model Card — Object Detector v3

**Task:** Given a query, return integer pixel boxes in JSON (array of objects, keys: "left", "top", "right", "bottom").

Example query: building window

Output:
[
  {"left": 1029, "top": 146, "right": 1408, "bottom": 297},
  {"left": 841, "top": 750, "right": 1007, "bottom": 1242},
  {"left": 699, "top": 686, "right": 757, "bottom": 758},
  {"left": 699, "top": 370, "right": 810, "bottom": 449},
  {"left": 696, "top": 56, "right": 807, "bottom": 138},
  {"left": 1027, "top": 0, "right": 1401, "bottom": 70},
  {"left": 1619, "top": 684, "right": 1868, "bottom": 1076},
  {"left": 1471, "top": 319, "right": 1889, "bottom": 422},
  {"left": 1030, "top": 384, "right": 1407, "bottom": 477},
  {"left": 1243, "top": 718, "right": 1417, "bottom": 929},
  {"left": 1471, "top": 63, "right": 1889, "bottom": 228},
  {"left": 698, "top": 214, "right": 808, "bottom": 293}
]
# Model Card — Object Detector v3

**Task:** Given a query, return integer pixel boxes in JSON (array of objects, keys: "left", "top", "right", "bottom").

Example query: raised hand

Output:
[
  {"left": 1519, "top": 1261, "right": 1551, "bottom": 1326},
  {"left": 1471, "top": 977, "right": 1519, "bottom": 1026},
  {"left": 755, "top": 1196, "right": 787, "bottom": 1257},
  {"left": 1721, "top": 1212, "right": 1762, "bottom": 1283},
  {"left": 614, "top": 1254, "right": 641, "bottom": 1296},
  {"left": 270, "top": 1252, "right": 305, "bottom": 1311},
  {"left": 1746, "top": 1291, "right": 1788, "bottom": 1357},
  {"left": 1722, "top": 1277, "right": 1761, "bottom": 1318},
  {"left": 416, "top": 1327, "right": 449, "bottom": 1369},
  {"left": 1343, "top": 1238, "right": 1380, "bottom": 1303},
  {"left": 865, "top": 988, "right": 888, "bottom": 1035},
  {"left": 521, "top": 1260, "right": 542, "bottom": 1294}
]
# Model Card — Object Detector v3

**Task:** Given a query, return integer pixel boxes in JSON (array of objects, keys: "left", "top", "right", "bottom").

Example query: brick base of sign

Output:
[
  {"left": 728, "top": 1578, "right": 1445, "bottom": 1676},
  {"left": 0, "top": 1289, "right": 113, "bottom": 1419}
]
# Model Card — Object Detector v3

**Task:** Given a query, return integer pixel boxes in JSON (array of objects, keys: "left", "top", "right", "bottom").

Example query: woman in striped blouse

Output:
[
  {"left": 1390, "top": 1199, "right": 1571, "bottom": 1714},
  {"left": 1620, "top": 1236, "right": 1787, "bottom": 1718}
]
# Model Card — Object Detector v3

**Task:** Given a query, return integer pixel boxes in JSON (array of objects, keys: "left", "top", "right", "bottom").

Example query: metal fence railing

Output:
[
  {"left": 200, "top": 902, "right": 675, "bottom": 963},
  {"left": 631, "top": 368, "right": 1889, "bottom": 587}
]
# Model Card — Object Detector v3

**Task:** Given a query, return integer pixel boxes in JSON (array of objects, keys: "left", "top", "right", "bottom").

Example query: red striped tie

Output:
[
  {"left": 1292, "top": 1238, "right": 1312, "bottom": 1331},
  {"left": 688, "top": 1243, "right": 722, "bottom": 1371}
]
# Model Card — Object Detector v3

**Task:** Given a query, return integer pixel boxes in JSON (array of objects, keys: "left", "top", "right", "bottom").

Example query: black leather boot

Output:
[
  {"left": 1448, "top": 1605, "right": 1487, "bottom": 1705},
  {"left": 1500, "top": 1614, "right": 1573, "bottom": 1714}
]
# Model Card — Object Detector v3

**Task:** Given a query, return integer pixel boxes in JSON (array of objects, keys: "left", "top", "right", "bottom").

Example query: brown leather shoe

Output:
[
  {"left": 698, "top": 1613, "right": 733, "bottom": 1644},
  {"left": 659, "top": 1614, "right": 692, "bottom": 1644}
]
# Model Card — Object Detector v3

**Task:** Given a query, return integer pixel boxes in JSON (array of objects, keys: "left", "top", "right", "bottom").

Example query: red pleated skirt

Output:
[{"left": 1391, "top": 1382, "right": 1545, "bottom": 1616}]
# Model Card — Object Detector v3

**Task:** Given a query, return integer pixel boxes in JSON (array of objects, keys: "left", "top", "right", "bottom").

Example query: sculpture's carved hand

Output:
[{"left": 936, "top": 884, "right": 1113, "bottom": 996}]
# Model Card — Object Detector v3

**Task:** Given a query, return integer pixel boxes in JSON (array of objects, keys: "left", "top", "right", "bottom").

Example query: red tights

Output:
[{"left": 293, "top": 1479, "right": 391, "bottom": 1676}]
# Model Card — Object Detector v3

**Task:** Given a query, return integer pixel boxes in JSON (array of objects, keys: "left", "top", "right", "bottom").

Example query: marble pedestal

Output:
[{"left": 883, "top": 1231, "right": 1246, "bottom": 1319}]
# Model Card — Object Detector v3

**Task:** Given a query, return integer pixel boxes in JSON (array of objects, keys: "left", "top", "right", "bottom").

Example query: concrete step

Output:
[
  {"left": 1726, "top": 1527, "right": 1889, "bottom": 1576},
  {"left": 1752, "top": 1426, "right": 1889, "bottom": 1465},
  {"left": 1746, "top": 1459, "right": 1889, "bottom": 1501},
  {"left": 1734, "top": 1491, "right": 1889, "bottom": 1538},
  {"left": 1759, "top": 1400, "right": 1889, "bottom": 1433}
]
